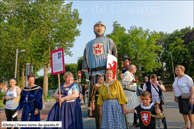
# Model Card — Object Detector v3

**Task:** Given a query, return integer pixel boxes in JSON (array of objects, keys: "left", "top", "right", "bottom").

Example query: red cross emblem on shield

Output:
[
  {"left": 140, "top": 111, "right": 151, "bottom": 126},
  {"left": 92, "top": 42, "right": 104, "bottom": 56}
]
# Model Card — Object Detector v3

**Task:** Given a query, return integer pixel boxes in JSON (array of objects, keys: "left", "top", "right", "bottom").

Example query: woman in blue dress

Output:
[
  {"left": 13, "top": 74, "right": 43, "bottom": 129},
  {"left": 47, "top": 71, "right": 83, "bottom": 129}
]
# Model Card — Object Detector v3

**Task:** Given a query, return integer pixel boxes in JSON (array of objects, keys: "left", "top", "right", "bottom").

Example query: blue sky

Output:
[{"left": 38, "top": 1, "right": 193, "bottom": 76}]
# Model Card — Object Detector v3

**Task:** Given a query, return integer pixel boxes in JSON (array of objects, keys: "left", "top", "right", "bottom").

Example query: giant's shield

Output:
[{"left": 107, "top": 54, "right": 117, "bottom": 79}]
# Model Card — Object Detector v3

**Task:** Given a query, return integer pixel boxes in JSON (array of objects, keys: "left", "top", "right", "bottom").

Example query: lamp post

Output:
[
  {"left": 165, "top": 51, "right": 175, "bottom": 80},
  {"left": 14, "top": 49, "right": 26, "bottom": 78}
]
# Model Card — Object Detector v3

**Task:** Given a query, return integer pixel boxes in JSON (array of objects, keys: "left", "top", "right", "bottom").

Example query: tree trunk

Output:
[{"left": 43, "top": 63, "right": 50, "bottom": 98}]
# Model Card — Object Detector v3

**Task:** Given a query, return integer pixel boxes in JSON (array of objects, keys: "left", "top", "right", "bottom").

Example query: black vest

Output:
[{"left": 145, "top": 81, "right": 162, "bottom": 97}]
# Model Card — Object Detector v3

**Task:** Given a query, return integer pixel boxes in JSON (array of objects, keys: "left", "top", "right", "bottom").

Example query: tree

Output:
[
  {"left": 0, "top": 0, "right": 43, "bottom": 86},
  {"left": 162, "top": 27, "right": 194, "bottom": 78},
  {"left": 36, "top": 63, "right": 78, "bottom": 90},
  {"left": 3, "top": 0, "right": 82, "bottom": 97},
  {"left": 106, "top": 21, "right": 163, "bottom": 77},
  {"left": 155, "top": 31, "right": 169, "bottom": 78},
  {"left": 77, "top": 56, "right": 86, "bottom": 85}
]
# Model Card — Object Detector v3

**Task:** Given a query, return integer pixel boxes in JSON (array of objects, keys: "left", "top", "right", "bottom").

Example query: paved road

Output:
[{"left": 0, "top": 92, "right": 187, "bottom": 129}]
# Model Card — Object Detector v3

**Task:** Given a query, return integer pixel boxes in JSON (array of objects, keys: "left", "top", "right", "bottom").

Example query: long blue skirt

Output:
[
  {"left": 100, "top": 99, "right": 126, "bottom": 129},
  {"left": 47, "top": 98, "right": 83, "bottom": 129}
]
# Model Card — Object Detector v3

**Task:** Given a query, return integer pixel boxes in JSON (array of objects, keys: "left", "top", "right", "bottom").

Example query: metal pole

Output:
[
  {"left": 170, "top": 53, "right": 175, "bottom": 80},
  {"left": 14, "top": 49, "right": 18, "bottom": 78}
]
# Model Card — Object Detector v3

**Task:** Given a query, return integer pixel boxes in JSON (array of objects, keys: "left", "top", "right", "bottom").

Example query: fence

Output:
[{"left": 164, "top": 84, "right": 173, "bottom": 91}]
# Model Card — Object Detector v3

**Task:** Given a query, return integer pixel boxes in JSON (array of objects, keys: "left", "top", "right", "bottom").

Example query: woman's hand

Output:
[
  {"left": 99, "top": 105, "right": 102, "bottom": 116},
  {"left": 174, "top": 96, "right": 178, "bottom": 103},
  {"left": 34, "top": 109, "right": 39, "bottom": 115},
  {"left": 3, "top": 96, "right": 6, "bottom": 100},
  {"left": 91, "top": 102, "right": 95, "bottom": 110},
  {"left": 122, "top": 104, "right": 128, "bottom": 114},
  {"left": 157, "top": 82, "right": 166, "bottom": 91},
  {"left": 189, "top": 96, "right": 194, "bottom": 105},
  {"left": 58, "top": 95, "right": 64, "bottom": 105},
  {"left": 79, "top": 94, "right": 83, "bottom": 100},
  {"left": 190, "top": 87, "right": 194, "bottom": 105},
  {"left": 3, "top": 96, "right": 11, "bottom": 100},
  {"left": 13, "top": 111, "right": 19, "bottom": 117}
]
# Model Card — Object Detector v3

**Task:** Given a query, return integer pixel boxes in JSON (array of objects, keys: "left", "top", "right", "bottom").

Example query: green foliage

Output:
[
  {"left": 0, "top": 100, "right": 5, "bottom": 107},
  {"left": 0, "top": 92, "right": 6, "bottom": 100},
  {"left": 162, "top": 27, "right": 194, "bottom": 78},
  {"left": 107, "top": 21, "right": 163, "bottom": 78},
  {"left": 65, "top": 64, "right": 78, "bottom": 80},
  {"left": 0, "top": 0, "right": 82, "bottom": 97},
  {"left": 0, "top": 0, "right": 43, "bottom": 81},
  {"left": 36, "top": 63, "right": 78, "bottom": 90},
  {"left": 0, "top": 92, "right": 6, "bottom": 107},
  {"left": 77, "top": 56, "right": 86, "bottom": 84}
]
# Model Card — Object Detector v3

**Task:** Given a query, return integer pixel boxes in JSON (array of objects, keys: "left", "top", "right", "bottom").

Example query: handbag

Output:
[
  {"left": 177, "top": 79, "right": 191, "bottom": 99},
  {"left": 152, "top": 84, "right": 164, "bottom": 105},
  {"left": 3, "top": 99, "right": 6, "bottom": 105}
]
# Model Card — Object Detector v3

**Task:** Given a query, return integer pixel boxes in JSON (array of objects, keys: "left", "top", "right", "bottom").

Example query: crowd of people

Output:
[
  {"left": 2, "top": 64, "right": 194, "bottom": 129},
  {"left": 2, "top": 20, "right": 194, "bottom": 129}
]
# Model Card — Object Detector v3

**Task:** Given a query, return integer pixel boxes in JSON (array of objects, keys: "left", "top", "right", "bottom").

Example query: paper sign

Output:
[{"left": 51, "top": 48, "right": 65, "bottom": 75}]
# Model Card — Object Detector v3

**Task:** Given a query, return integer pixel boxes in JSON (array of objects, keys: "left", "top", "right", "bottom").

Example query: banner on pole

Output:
[
  {"left": 107, "top": 54, "right": 117, "bottom": 79},
  {"left": 50, "top": 48, "right": 65, "bottom": 75}
]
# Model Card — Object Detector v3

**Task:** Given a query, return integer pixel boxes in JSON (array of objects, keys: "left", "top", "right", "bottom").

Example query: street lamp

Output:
[
  {"left": 165, "top": 51, "right": 175, "bottom": 80},
  {"left": 14, "top": 49, "right": 26, "bottom": 78}
]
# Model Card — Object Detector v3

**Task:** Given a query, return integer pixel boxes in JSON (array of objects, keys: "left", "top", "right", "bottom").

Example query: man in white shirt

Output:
[{"left": 122, "top": 65, "right": 141, "bottom": 126}]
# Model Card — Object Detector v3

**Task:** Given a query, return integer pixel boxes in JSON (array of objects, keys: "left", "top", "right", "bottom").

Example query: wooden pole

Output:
[
  {"left": 58, "top": 74, "right": 61, "bottom": 95},
  {"left": 58, "top": 73, "right": 61, "bottom": 122}
]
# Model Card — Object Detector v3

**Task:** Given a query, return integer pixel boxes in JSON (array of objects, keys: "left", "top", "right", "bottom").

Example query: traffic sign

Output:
[{"left": 78, "top": 71, "right": 81, "bottom": 78}]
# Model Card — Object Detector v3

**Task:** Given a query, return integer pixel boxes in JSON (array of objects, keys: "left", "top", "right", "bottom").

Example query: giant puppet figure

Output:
[{"left": 82, "top": 21, "right": 117, "bottom": 116}]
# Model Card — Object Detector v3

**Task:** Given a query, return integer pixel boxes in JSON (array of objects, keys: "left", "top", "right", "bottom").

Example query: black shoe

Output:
[{"left": 133, "top": 122, "right": 140, "bottom": 127}]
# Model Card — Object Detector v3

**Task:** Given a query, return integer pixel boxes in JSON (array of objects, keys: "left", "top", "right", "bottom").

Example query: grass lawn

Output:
[
  {"left": 44, "top": 95, "right": 55, "bottom": 100},
  {"left": 0, "top": 99, "right": 5, "bottom": 107}
]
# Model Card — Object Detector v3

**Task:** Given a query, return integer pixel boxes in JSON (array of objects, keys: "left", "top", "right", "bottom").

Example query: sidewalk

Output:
[
  {"left": 0, "top": 99, "right": 88, "bottom": 128},
  {"left": 0, "top": 100, "right": 51, "bottom": 128}
]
